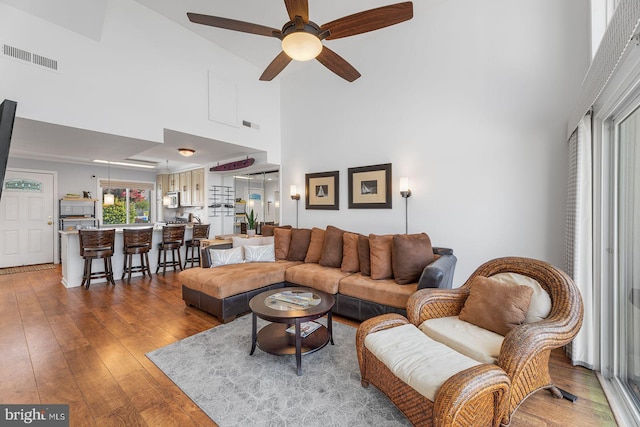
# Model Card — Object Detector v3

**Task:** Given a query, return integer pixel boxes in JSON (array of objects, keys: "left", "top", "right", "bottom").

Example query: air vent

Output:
[
  {"left": 32, "top": 54, "right": 57, "bottom": 70},
  {"left": 3, "top": 44, "right": 31, "bottom": 62},
  {"left": 2, "top": 44, "right": 58, "bottom": 71}
]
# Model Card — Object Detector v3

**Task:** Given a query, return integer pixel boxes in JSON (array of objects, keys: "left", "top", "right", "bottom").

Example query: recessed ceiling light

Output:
[{"left": 93, "top": 160, "right": 156, "bottom": 169}]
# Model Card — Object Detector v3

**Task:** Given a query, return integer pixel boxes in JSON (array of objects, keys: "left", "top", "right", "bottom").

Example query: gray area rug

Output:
[{"left": 146, "top": 314, "right": 411, "bottom": 427}]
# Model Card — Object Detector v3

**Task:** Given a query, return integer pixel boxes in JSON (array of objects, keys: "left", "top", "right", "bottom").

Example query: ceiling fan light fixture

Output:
[
  {"left": 178, "top": 148, "right": 195, "bottom": 157},
  {"left": 282, "top": 31, "right": 322, "bottom": 61}
]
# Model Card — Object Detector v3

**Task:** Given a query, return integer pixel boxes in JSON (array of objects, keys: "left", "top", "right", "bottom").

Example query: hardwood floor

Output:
[{"left": 0, "top": 266, "right": 617, "bottom": 426}]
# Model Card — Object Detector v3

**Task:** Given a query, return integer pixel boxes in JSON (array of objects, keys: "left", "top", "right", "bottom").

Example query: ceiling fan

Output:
[{"left": 187, "top": 1, "right": 413, "bottom": 82}]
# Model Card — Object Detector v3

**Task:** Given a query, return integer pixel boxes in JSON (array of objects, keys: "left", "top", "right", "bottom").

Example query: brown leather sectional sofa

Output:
[{"left": 179, "top": 225, "right": 457, "bottom": 323}]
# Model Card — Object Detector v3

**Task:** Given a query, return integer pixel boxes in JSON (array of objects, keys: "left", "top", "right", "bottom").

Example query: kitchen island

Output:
[{"left": 59, "top": 225, "right": 197, "bottom": 288}]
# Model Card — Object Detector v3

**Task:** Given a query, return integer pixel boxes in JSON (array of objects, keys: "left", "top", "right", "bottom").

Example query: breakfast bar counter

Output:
[{"left": 59, "top": 226, "right": 196, "bottom": 288}]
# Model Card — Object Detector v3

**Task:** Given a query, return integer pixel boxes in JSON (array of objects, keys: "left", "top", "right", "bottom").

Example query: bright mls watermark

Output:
[{"left": 1, "top": 405, "right": 68, "bottom": 426}]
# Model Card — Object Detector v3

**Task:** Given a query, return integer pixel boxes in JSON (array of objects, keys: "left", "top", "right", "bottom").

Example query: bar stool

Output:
[
  {"left": 156, "top": 225, "right": 185, "bottom": 275},
  {"left": 122, "top": 227, "right": 153, "bottom": 281},
  {"left": 184, "top": 223, "right": 210, "bottom": 268},
  {"left": 78, "top": 229, "right": 116, "bottom": 289}
]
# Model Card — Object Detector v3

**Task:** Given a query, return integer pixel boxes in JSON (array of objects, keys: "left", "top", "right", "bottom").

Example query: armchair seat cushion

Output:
[
  {"left": 339, "top": 273, "right": 417, "bottom": 309},
  {"left": 419, "top": 316, "right": 504, "bottom": 364},
  {"left": 364, "top": 323, "right": 481, "bottom": 401}
]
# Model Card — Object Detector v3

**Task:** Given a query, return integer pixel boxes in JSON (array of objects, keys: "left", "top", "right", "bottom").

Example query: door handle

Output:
[{"left": 47, "top": 215, "right": 52, "bottom": 225}]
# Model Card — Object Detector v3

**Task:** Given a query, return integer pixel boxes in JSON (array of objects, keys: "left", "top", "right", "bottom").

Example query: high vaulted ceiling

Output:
[
  {"left": 3, "top": 0, "right": 419, "bottom": 171},
  {"left": 134, "top": 0, "right": 415, "bottom": 77}
]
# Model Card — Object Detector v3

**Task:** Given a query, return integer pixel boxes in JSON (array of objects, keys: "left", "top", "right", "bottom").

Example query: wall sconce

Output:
[
  {"left": 400, "top": 177, "right": 411, "bottom": 234},
  {"left": 290, "top": 185, "right": 300, "bottom": 227}
]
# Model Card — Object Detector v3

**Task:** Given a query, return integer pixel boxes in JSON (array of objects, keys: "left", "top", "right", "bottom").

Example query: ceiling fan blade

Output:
[
  {"left": 321, "top": 2, "right": 413, "bottom": 40},
  {"left": 284, "top": 0, "right": 309, "bottom": 22},
  {"left": 316, "top": 46, "right": 361, "bottom": 82},
  {"left": 187, "top": 13, "right": 279, "bottom": 37},
  {"left": 259, "top": 51, "right": 293, "bottom": 81}
]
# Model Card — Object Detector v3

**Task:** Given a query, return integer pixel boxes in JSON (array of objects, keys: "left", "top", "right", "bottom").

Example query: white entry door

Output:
[{"left": 0, "top": 170, "right": 55, "bottom": 268}]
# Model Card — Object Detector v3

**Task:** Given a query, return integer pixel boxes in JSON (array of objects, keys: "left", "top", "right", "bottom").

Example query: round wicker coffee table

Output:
[{"left": 249, "top": 287, "right": 335, "bottom": 375}]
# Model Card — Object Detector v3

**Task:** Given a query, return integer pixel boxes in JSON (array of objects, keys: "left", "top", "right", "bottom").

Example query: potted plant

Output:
[{"left": 246, "top": 208, "right": 257, "bottom": 236}]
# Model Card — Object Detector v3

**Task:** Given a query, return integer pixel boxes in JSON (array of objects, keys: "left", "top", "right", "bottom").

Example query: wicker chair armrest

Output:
[
  {"left": 406, "top": 288, "right": 470, "bottom": 325},
  {"left": 355, "top": 314, "right": 410, "bottom": 377},
  {"left": 498, "top": 310, "right": 584, "bottom": 373},
  {"left": 434, "top": 364, "right": 510, "bottom": 427}
]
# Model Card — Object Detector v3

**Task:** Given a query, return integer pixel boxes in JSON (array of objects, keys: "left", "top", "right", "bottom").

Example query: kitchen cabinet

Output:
[
  {"left": 191, "top": 168, "right": 205, "bottom": 206},
  {"left": 168, "top": 173, "right": 180, "bottom": 192},
  {"left": 157, "top": 174, "right": 169, "bottom": 197},
  {"left": 179, "top": 171, "right": 192, "bottom": 206}
]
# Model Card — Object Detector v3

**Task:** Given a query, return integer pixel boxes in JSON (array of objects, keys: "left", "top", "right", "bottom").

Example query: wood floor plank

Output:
[{"left": 0, "top": 265, "right": 618, "bottom": 426}]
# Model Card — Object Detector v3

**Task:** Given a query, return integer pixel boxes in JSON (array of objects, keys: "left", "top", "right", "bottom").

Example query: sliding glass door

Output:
[{"left": 618, "top": 105, "right": 640, "bottom": 408}]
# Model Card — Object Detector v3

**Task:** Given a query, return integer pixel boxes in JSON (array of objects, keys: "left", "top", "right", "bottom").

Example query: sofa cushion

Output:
[
  {"left": 209, "top": 246, "right": 244, "bottom": 267},
  {"left": 365, "top": 323, "right": 481, "bottom": 402},
  {"left": 244, "top": 244, "right": 275, "bottom": 263},
  {"left": 459, "top": 276, "right": 534, "bottom": 336},
  {"left": 392, "top": 233, "right": 435, "bottom": 284},
  {"left": 287, "top": 228, "right": 312, "bottom": 261},
  {"left": 419, "top": 316, "right": 504, "bottom": 364},
  {"left": 358, "top": 235, "right": 371, "bottom": 276},
  {"left": 341, "top": 232, "right": 360, "bottom": 273},
  {"left": 262, "top": 224, "right": 292, "bottom": 237},
  {"left": 319, "top": 226, "right": 345, "bottom": 268},
  {"left": 304, "top": 227, "right": 325, "bottom": 263},
  {"left": 489, "top": 272, "right": 552, "bottom": 323},
  {"left": 179, "top": 260, "right": 301, "bottom": 299},
  {"left": 339, "top": 273, "right": 417, "bottom": 309},
  {"left": 274, "top": 228, "right": 292, "bottom": 260},
  {"left": 369, "top": 234, "right": 394, "bottom": 280},
  {"left": 285, "top": 263, "right": 351, "bottom": 294}
]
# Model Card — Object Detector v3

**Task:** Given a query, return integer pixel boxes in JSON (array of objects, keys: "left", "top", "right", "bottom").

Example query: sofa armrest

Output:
[
  {"left": 432, "top": 246, "right": 454, "bottom": 256},
  {"left": 417, "top": 251, "right": 457, "bottom": 290}
]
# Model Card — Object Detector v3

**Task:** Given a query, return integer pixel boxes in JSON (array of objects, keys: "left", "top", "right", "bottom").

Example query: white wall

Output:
[
  {"left": 7, "top": 157, "right": 156, "bottom": 199},
  {"left": 0, "top": 0, "right": 281, "bottom": 163},
  {"left": 280, "top": 0, "right": 590, "bottom": 285}
]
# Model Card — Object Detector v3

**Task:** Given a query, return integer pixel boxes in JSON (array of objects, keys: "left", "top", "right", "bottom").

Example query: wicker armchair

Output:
[{"left": 405, "top": 257, "right": 584, "bottom": 425}]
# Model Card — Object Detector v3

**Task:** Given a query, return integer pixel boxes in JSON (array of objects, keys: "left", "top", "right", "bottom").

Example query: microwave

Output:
[{"left": 164, "top": 191, "right": 179, "bottom": 208}]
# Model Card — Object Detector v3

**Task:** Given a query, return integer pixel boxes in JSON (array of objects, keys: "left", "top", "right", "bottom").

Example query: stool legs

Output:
[
  {"left": 156, "top": 245, "right": 183, "bottom": 275},
  {"left": 82, "top": 256, "right": 115, "bottom": 289},
  {"left": 184, "top": 245, "right": 201, "bottom": 269},
  {"left": 122, "top": 252, "right": 152, "bottom": 281}
]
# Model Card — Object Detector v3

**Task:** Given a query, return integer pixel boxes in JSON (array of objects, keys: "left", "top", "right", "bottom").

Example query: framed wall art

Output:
[
  {"left": 348, "top": 163, "right": 392, "bottom": 209},
  {"left": 305, "top": 171, "right": 339, "bottom": 210}
]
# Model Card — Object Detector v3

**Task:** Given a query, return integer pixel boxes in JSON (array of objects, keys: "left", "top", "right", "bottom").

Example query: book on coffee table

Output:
[{"left": 285, "top": 321, "right": 321, "bottom": 338}]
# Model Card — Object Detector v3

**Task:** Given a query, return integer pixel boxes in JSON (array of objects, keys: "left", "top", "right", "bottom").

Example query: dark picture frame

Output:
[
  {"left": 348, "top": 163, "right": 392, "bottom": 209},
  {"left": 305, "top": 171, "right": 339, "bottom": 210}
]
